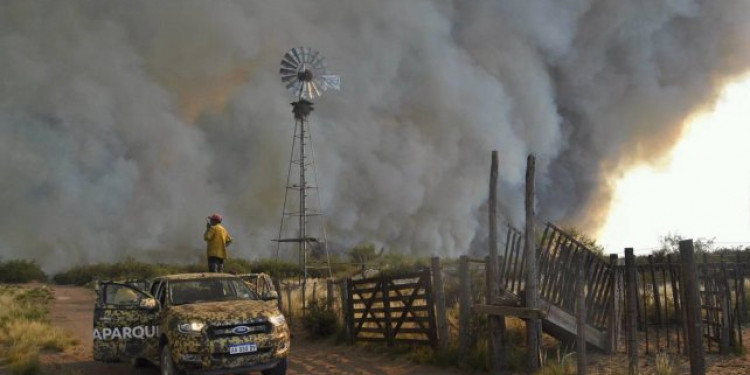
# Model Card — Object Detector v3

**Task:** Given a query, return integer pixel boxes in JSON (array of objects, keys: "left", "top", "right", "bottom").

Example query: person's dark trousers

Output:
[{"left": 208, "top": 256, "right": 224, "bottom": 273}]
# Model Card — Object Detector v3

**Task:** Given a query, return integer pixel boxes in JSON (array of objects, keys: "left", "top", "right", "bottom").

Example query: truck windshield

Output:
[{"left": 170, "top": 278, "right": 258, "bottom": 305}]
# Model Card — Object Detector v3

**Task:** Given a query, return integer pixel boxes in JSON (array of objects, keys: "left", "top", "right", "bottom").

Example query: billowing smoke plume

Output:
[{"left": 1, "top": 0, "right": 748, "bottom": 271}]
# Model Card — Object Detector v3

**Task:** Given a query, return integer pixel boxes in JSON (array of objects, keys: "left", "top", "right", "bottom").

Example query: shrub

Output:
[
  {"left": 52, "top": 258, "right": 200, "bottom": 285},
  {"left": 302, "top": 299, "right": 338, "bottom": 338},
  {"left": 248, "top": 259, "right": 302, "bottom": 278},
  {"left": 0, "top": 259, "right": 47, "bottom": 283}
]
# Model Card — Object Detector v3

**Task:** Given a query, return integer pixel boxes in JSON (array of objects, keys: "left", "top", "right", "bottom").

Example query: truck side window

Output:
[
  {"left": 150, "top": 280, "right": 161, "bottom": 297},
  {"left": 153, "top": 282, "right": 167, "bottom": 306},
  {"left": 105, "top": 284, "right": 141, "bottom": 306}
]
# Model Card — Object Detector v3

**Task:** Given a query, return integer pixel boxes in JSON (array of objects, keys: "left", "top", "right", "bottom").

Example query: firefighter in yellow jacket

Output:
[{"left": 204, "top": 213, "right": 232, "bottom": 273}]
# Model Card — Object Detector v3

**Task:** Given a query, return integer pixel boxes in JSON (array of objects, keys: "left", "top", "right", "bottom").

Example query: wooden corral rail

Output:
[
  {"left": 498, "top": 223, "right": 615, "bottom": 351},
  {"left": 345, "top": 269, "right": 438, "bottom": 347}
]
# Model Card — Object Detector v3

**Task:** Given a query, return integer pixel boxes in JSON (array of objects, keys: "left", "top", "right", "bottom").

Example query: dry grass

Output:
[
  {"left": 0, "top": 285, "right": 77, "bottom": 375},
  {"left": 538, "top": 349, "right": 576, "bottom": 375}
]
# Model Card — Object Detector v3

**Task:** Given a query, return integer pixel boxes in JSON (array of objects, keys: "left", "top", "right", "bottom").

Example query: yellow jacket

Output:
[{"left": 204, "top": 224, "right": 232, "bottom": 259}]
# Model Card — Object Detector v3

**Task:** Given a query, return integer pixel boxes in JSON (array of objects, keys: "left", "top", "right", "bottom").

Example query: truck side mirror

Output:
[
  {"left": 263, "top": 291, "right": 279, "bottom": 301},
  {"left": 140, "top": 297, "right": 160, "bottom": 311}
]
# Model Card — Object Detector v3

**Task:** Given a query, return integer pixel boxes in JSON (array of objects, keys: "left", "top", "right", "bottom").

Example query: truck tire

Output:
[
  {"left": 160, "top": 344, "right": 184, "bottom": 375},
  {"left": 261, "top": 357, "right": 288, "bottom": 375}
]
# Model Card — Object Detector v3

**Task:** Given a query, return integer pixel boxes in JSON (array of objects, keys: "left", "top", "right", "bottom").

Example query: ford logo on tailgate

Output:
[{"left": 232, "top": 326, "right": 251, "bottom": 335}]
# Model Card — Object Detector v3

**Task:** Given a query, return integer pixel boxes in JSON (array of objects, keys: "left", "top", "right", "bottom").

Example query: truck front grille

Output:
[{"left": 208, "top": 322, "right": 270, "bottom": 338}]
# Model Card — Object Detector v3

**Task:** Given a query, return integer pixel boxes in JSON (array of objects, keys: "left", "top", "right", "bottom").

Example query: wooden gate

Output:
[{"left": 345, "top": 269, "right": 437, "bottom": 346}]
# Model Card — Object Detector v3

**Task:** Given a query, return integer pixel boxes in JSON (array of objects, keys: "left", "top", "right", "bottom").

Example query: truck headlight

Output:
[
  {"left": 178, "top": 321, "right": 205, "bottom": 334},
  {"left": 268, "top": 314, "right": 286, "bottom": 327}
]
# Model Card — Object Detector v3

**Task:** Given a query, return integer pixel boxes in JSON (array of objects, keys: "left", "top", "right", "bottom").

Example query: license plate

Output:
[{"left": 229, "top": 343, "right": 257, "bottom": 355}]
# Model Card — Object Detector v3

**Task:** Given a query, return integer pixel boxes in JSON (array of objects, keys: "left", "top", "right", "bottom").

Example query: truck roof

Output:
[{"left": 152, "top": 272, "right": 238, "bottom": 281}]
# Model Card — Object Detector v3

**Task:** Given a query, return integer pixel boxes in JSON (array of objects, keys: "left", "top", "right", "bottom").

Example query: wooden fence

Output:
[
  {"left": 501, "top": 223, "right": 616, "bottom": 331},
  {"left": 624, "top": 252, "right": 747, "bottom": 355},
  {"left": 344, "top": 269, "right": 438, "bottom": 346}
]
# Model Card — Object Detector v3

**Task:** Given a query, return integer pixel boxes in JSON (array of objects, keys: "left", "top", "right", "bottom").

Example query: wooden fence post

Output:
[
  {"left": 737, "top": 253, "right": 747, "bottom": 323},
  {"left": 458, "top": 255, "right": 471, "bottom": 368},
  {"left": 346, "top": 279, "right": 356, "bottom": 344},
  {"left": 381, "top": 274, "right": 394, "bottom": 347},
  {"left": 488, "top": 151, "right": 506, "bottom": 371},
  {"left": 327, "top": 278, "right": 334, "bottom": 311},
  {"left": 738, "top": 254, "right": 747, "bottom": 323},
  {"left": 339, "top": 280, "right": 349, "bottom": 338},
  {"left": 624, "top": 248, "right": 639, "bottom": 375},
  {"left": 680, "top": 240, "right": 705, "bottom": 375},
  {"left": 576, "top": 253, "right": 587, "bottom": 375},
  {"left": 525, "top": 154, "right": 541, "bottom": 373},
  {"left": 431, "top": 257, "right": 450, "bottom": 349},
  {"left": 607, "top": 254, "right": 619, "bottom": 353},
  {"left": 720, "top": 257, "right": 731, "bottom": 353}
]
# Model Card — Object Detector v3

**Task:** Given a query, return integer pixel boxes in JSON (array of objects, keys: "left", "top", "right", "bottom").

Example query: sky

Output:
[{"left": 597, "top": 75, "right": 750, "bottom": 254}]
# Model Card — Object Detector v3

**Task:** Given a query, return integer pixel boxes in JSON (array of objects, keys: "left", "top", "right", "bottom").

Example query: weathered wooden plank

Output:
[
  {"left": 680, "top": 240, "right": 706, "bottom": 375},
  {"left": 577, "top": 253, "right": 587, "bottom": 375},
  {"left": 422, "top": 270, "right": 437, "bottom": 347},
  {"left": 458, "top": 255, "right": 472, "bottom": 369},
  {"left": 649, "top": 255, "right": 662, "bottom": 351},
  {"left": 431, "top": 257, "right": 449, "bottom": 349},
  {"left": 346, "top": 279, "right": 355, "bottom": 344},
  {"left": 473, "top": 304, "right": 547, "bottom": 319},
  {"left": 538, "top": 299, "right": 608, "bottom": 350},
  {"left": 625, "top": 248, "right": 639, "bottom": 375},
  {"left": 606, "top": 254, "right": 619, "bottom": 354},
  {"left": 525, "top": 154, "right": 540, "bottom": 373}
]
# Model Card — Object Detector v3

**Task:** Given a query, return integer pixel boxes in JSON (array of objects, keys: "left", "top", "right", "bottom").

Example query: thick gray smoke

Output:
[{"left": 1, "top": 1, "right": 748, "bottom": 271}]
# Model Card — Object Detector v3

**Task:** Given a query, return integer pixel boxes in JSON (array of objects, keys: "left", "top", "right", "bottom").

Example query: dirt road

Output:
[{"left": 43, "top": 286, "right": 467, "bottom": 375}]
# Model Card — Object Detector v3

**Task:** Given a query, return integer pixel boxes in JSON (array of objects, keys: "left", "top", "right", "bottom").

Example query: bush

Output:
[
  {"left": 302, "top": 299, "right": 338, "bottom": 338},
  {"left": 247, "top": 259, "right": 302, "bottom": 278},
  {"left": 52, "top": 258, "right": 204, "bottom": 285},
  {"left": 0, "top": 260, "right": 47, "bottom": 283}
]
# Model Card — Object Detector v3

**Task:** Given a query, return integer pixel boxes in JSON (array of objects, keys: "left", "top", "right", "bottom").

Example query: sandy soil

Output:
[{"left": 40, "top": 285, "right": 469, "bottom": 375}]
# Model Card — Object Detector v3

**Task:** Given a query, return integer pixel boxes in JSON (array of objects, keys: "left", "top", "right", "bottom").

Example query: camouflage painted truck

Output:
[{"left": 93, "top": 273, "right": 290, "bottom": 375}]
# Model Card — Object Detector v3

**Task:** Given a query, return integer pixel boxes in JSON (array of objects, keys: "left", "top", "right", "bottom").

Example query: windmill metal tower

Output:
[{"left": 275, "top": 47, "right": 340, "bottom": 285}]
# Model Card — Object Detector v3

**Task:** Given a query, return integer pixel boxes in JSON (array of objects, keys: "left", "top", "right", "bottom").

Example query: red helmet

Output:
[{"left": 209, "top": 213, "right": 223, "bottom": 222}]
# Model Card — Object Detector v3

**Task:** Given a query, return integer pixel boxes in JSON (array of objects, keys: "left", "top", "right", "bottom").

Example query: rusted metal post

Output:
[
  {"left": 458, "top": 255, "right": 472, "bottom": 368},
  {"left": 525, "top": 154, "right": 540, "bottom": 373},
  {"left": 624, "top": 248, "right": 639, "bottom": 375},
  {"left": 431, "top": 256, "right": 450, "bottom": 349},
  {"left": 576, "top": 253, "right": 587, "bottom": 375},
  {"left": 488, "top": 151, "right": 506, "bottom": 371},
  {"left": 680, "top": 240, "right": 705, "bottom": 375}
]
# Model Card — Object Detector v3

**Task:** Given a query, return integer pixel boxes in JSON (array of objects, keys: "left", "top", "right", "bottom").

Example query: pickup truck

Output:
[{"left": 93, "top": 273, "right": 290, "bottom": 375}]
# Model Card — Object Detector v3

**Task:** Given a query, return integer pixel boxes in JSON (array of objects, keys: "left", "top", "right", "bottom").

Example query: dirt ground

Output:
[{"left": 39, "top": 285, "right": 470, "bottom": 375}]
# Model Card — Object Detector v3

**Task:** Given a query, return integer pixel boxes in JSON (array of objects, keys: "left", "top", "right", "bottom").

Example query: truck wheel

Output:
[
  {"left": 160, "top": 344, "right": 184, "bottom": 375},
  {"left": 261, "top": 357, "right": 288, "bottom": 375}
]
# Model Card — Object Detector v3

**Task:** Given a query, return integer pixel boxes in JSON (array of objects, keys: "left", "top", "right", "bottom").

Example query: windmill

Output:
[{"left": 274, "top": 47, "right": 340, "bottom": 295}]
